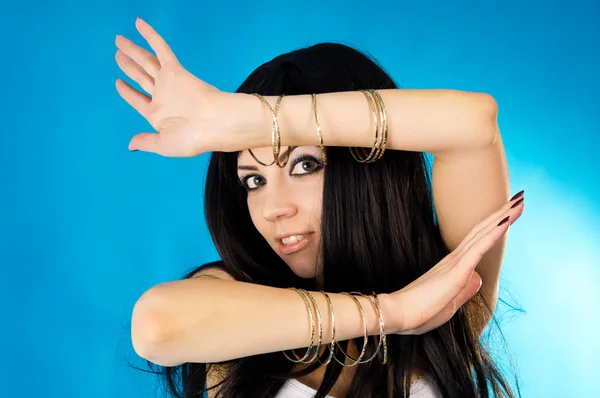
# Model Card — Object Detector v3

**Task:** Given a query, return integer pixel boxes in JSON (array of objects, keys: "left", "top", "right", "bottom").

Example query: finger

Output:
[
  {"left": 115, "top": 34, "right": 161, "bottom": 79},
  {"left": 411, "top": 197, "right": 524, "bottom": 291},
  {"left": 427, "top": 218, "right": 509, "bottom": 312},
  {"left": 452, "top": 195, "right": 525, "bottom": 261},
  {"left": 452, "top": 217, "right": 512, "bottom": 285},
  {"left": 129, "top": 132, "right": 195, "bottom": 157},
  {"left": 115, "top": 78, "right": 151, "bottom": 118},
  {"left": 397, "top": 269, "right": 482, "bottom": 335},
  {"left": 453, "top": 271, "right": 482, "bottom": 314},
  {"left": 135, "top": 17, "right": 179, "bottom": 66},
  {"left": 128, "top": 132, "right": 161, "bottom": 153},
  {"left": 416, "top": 272, "right": 482, "bottom": 334},
  {"left": 410, "top": 200, "right": 523, "bottom": 286},
  {"left": 115, "top": 50, "right": 155, "bottom": 95},
  {"left": 455, "top": 197, "right": 524, "bottom": 261},
  {"left": 458, "top": 192, "right": 524, "bottom": 246}
]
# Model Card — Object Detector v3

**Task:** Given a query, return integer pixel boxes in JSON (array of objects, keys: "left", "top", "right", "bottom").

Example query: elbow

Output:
[
  {"left": 475, "top": 92, "right": 500, "bottom": 147},
  {"left": 131, "top": 290, "right": 175, "bottom": 364}
]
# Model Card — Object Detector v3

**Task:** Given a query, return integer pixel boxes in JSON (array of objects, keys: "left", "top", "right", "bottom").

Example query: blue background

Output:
[{"left": 1, "top": 0, "right": 598, "bottom": 397}]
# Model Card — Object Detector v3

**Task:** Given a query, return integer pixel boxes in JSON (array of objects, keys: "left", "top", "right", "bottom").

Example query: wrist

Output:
[
  {"left": 237, "top": 93, "right": 318, "bottom": 151},
  {"left": 377, "top": 293, "right": 400, "bottom": 335},
  {"left": 233, "top": 93, "right": 278, "bottom": 150},
  {"left": 215, "top": 93, "right": 257, "bottom": 151}
]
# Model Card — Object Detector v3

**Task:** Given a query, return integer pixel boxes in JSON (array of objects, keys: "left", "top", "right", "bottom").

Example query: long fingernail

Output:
[
  {"left": 510, "top": 190, "right": 524, "bottom": 201},
  {"left": 497, "top": 216, "right": 510, "bottom": 226},
  {"left": 510, "top": 198, "right": 524, "bottom": 208}
]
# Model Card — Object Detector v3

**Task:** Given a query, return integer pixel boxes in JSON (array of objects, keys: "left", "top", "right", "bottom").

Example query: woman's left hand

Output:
[
  {"left": 385, "top": 194, "right": 525, "bottom": 335},
  {"left": 115, "top": 18, "right": 243, "bottom": 156}
]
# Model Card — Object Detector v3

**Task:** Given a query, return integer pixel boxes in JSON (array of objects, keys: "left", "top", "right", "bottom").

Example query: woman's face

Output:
[{"left": 237, "top": 146, "right": 324, "bottom": 279}]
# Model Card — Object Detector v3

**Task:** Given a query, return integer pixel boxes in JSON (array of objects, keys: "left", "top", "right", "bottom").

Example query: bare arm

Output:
[
  {"left": 245, "top": 89, "right": 497, "bottom": 154},
  {"left": 131, "top": 268, "right": 389, "bottom": 367}
]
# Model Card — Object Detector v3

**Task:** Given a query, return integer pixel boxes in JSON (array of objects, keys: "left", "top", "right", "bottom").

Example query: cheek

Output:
[
  {"left": 246, "top": 197, "right": 271, "bottom": 241},
  {"left": 246, "top": 197, "right": 262, "bottom": 229},
  {"left": 298, "top": 178, "right": 324, "bottom": 220}
]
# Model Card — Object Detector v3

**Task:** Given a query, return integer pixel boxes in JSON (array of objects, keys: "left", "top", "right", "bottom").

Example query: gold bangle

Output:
[
  {"left": 311, "top": 93, "right": 327, "bottom": 165},
  {"left": 349, "top": 90, "right": 380, "bottom": 163},
  {"left": 250, "top": 94, "right": 289, "bottom": 168},
  {"left": 370, "top": 292, "right": 388, "bottom": 364},
  {"left": 369, "top": 89, "right": 388, "bottom": 161},
  {"left": 348, "top": 292, "right": 384, "bottom": 363},
  {"left": 283, "top": 287, "right": 316, "bottom": 363},
  {"left": 247, "top": 95, "right": 284, "bottom": 166},
  {"left": 330, "top": 292, "right": 369, "bottom": 367},
  {"left": 349, "top": 89, "right": 388, "bottom": 163},
  {"left": 317, "top": 291, "right": 336, "bottom": 366},
  {"left": 302, "top": 290, "right": 323, "bottom": 364}
]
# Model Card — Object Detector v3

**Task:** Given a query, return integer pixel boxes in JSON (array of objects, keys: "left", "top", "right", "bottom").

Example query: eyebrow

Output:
[{"left": 237, "top": 146, "right": 298, "bottom": 171}]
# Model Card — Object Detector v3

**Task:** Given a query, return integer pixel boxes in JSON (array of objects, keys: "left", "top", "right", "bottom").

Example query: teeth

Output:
[{"left": 281, "top": 235, "right": 305, "bottom": 245}]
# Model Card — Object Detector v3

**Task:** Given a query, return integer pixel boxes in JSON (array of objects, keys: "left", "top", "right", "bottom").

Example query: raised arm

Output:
[{"left": 246, "top": 89, "right": 498, "bottom": 153}]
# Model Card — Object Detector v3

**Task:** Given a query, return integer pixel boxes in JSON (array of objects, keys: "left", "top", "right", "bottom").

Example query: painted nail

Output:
[
  {"left": 510, "top": 190, "right": 524, "bottom": 201},
  {"left": 497, "top": 216, "right": 510, "bottom": 226},
  {"left": 510, "top": 198, "right": 524, "bottom": 209}
]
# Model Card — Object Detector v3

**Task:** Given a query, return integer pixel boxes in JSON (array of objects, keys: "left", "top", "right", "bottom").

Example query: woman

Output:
[{"left": 116, "top": 18, "right": 524, "bottom": 397}]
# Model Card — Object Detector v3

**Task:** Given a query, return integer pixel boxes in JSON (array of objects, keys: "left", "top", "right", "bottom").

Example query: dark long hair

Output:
[{"left": 137, "top": 42, "right": 521, "bottom": 398}]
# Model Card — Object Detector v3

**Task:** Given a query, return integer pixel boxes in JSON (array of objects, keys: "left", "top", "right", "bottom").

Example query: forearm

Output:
[
  {"left": 131, "top": 278, "right": 392, "bottom": 366},
  {"left": 242, "top": 89, "right": 498, "bottom": 157}
]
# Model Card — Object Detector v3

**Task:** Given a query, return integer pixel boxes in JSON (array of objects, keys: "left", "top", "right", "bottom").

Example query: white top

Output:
[{"left": 274, "top": 373, "right": 442, "bottom": 398}]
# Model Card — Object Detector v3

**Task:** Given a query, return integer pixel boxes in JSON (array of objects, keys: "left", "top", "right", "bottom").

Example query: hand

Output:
[
  {"left": 385, "top": 193, "right": 525, "bottom": 335},
  {"left": 115, "top": 18, "right": 241, "bottom": 156}
]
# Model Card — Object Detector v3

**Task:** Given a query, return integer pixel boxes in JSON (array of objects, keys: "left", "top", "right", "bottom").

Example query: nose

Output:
[{"left": 262, "top": 189, "right": 298, "bottom": 222}]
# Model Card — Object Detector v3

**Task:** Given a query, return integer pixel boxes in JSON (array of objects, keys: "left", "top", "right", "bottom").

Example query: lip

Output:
[
  {"left": 275, "top": 231, "right": 313, "bottom": 242},
  {"left": 278, "top": 233, "right": 313, "bottom": 255}
]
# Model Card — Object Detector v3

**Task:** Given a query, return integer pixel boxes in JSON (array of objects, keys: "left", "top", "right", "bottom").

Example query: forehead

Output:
[
  {"left": 238, "top": 146, "right": 321, "bottom": 166},
  {"left": 238, "top": 146, "right": 277, "bottom": 164}
]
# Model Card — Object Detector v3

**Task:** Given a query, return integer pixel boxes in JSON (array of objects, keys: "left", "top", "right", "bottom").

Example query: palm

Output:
[
  {"left": 115, "top": 18, "right": 224, "bottom": 156},
  {"left": 148, "top": 68, "right": 202, "bottom": 132}
]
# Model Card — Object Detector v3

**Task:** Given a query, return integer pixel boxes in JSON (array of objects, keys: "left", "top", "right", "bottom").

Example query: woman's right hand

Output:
[{"left": 385, "top": 195, "right": 525, "bottom": 335}]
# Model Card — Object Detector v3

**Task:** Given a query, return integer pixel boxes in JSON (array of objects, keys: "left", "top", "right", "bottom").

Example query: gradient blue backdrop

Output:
[{"left": 1, "top": 0, "right": 598, "bottom": 397}]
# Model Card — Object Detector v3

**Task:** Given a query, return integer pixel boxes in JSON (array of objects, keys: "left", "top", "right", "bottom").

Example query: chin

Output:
[{"left": 285, "top": 261, "right": 318, "bottom": 279}]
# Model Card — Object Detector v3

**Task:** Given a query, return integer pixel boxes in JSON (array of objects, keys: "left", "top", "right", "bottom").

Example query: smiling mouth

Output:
[{"left": 278, "top": 233, "right": 313, "bottom": 255}]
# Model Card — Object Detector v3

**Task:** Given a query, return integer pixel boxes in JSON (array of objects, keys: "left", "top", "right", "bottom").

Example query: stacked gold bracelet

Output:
[
  {"left": 249, "top": 94, "right": 288, "bottom": 167},
  {"left": 349, "top": 89, "right": 388, "bottom": 163},
  {"left": 284, "top": 288, "right": 388, "bottom": 367},
  {"left": 311, "top": 93, "right": 328, "bottom": 166},
  {"left": 250, "top": 89, "right": 387, "bottom": 167}
]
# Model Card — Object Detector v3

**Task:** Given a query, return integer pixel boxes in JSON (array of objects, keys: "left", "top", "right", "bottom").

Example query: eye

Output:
[
  {"left": 291, "top": 158, "right": 320, "bottom": 175},
  {"left": 240, "top": 174, "right": 266, "bottom": 190}
]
